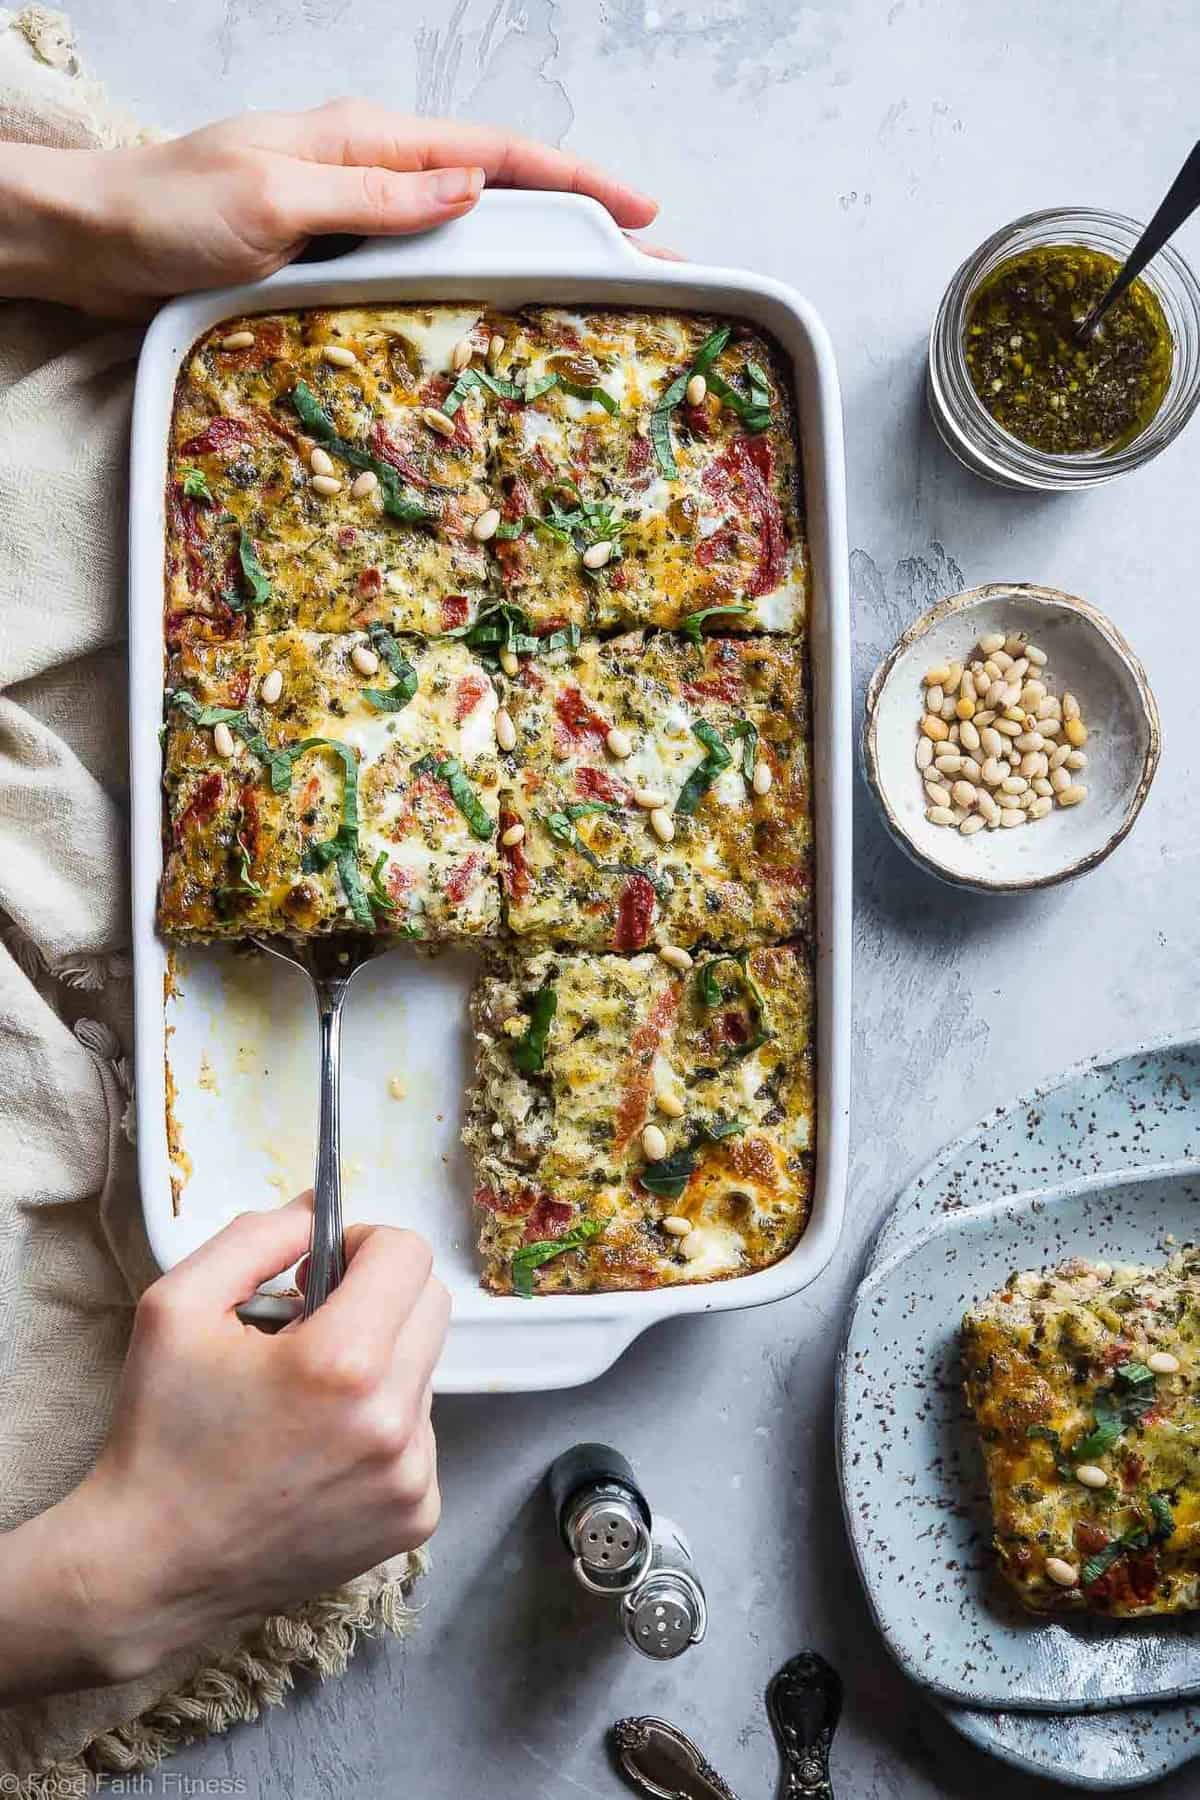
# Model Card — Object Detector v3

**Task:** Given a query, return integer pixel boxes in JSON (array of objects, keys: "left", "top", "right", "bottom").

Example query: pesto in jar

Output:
[{"left": 964, "top": 245, "right": 1173, "bottom": 455}]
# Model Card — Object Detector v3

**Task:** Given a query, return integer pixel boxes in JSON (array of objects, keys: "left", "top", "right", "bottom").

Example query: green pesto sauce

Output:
[{"left": 964, "top": 245, "right": 1173, "bottom": 455}]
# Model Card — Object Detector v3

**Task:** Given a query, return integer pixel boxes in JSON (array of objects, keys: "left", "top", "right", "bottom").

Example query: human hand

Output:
[
  {"left": 1, "top": 101, "right": 657, "bottom": 318},
  {"left": 17, "top": 1196, "right": 449, "bottom": 1693}
]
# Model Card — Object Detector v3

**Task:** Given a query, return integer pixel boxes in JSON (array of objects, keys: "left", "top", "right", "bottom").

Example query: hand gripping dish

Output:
[{"left": 130, "top": 193, "right": 851, "bottom": 1390}]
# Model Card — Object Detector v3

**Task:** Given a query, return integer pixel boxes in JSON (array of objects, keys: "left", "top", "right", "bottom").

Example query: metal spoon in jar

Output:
[{"left": 1076, "top": 138, "right": 1200, "bottom": 340}]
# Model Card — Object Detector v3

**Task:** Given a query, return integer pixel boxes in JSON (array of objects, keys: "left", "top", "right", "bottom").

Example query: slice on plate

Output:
[
  {"left": 160, "top": 628, "right": 502, "bottom": 939},
  {"left": 167, "top": 306, "right": 497, "bottom": 645},
  {"left": 487, "top": 307, "right": 807, "bottom": 634},
  {"left": 962, "top": 1251, "right": 1200, "bottom": 1616},
  {"left": 495, "top": 630, "right": 812, "bottom": 950},
  {"left": 463, "top": 941, "right": 814, "bottom": 1294}
]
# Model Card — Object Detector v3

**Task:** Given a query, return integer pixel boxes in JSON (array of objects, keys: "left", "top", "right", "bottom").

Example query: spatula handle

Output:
[{"left": 304, "top": 982, "right": 347, "bottom": 1317}]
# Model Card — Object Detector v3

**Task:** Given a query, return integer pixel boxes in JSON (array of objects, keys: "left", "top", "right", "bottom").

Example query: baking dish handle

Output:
[{"left": 293, "top": 189, "right": 648, "bottom": 282}]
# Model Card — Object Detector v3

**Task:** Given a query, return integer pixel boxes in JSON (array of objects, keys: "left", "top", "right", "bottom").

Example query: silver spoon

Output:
[
  {"left": 250, "top": 933, "right": 383, "bottom": 1315},
  {"left": 1076, "top": 138, "right": 1200, "bottom": 339}
]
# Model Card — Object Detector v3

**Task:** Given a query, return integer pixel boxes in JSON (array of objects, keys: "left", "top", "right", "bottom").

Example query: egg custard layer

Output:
[
  {"left": 161, "top": 303, "right": 815, "bottom": 1294},
  {"left": 962, "top": 1251, "right": 1200, "bottom": 1616}
]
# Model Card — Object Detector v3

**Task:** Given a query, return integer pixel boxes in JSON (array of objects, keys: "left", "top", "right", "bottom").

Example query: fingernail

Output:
[{"left": 433, "top": 166, "right": 484, "bottom": 206}]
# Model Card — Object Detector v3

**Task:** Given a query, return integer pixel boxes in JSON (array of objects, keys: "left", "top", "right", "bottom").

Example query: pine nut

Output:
[
  {"left": 661, "top": 1215, "right": 691, "bottom": 1237},
  {"left": 981, "top": 757, "right": 1006, "bottom": 787},
  {"left": 660, "top": 945, "right": 693, "bottom": 971},
  {"left": 1037, "top": 695, "right": 1061, "bottom": 719},
  {"left": 351, "top": 644, "right": 379, "bottom": 676},
  {"left": 979, "top": 632, "right": 1005, "bottom": 655},
  {"left": 916, "top": 738, "right": 934, "bottom": 771},
  {"left": 636, "top": 788, "right": 668, "bottom": 809},
  {"left": 1021, "top": 680, "right": 1046, "bottom": 707},
  {"left": 974, "top": 709, "right": 996, "bottom": 726},
  {"left": 311, "top": 474, "right": 343, "bottom": 496},
  {"left": 979, "top": 727, "right": 1002, "bottom": 759},
  {"left": 1001, "top": 774, "right": 1028, "bottom": 795},
  {"left": 752, "top": 762, "right": 773, "bottom": 796},
  {"left": 1064, "top": 717, "right": 1088, "bottom": 748},
  {"left": 977, "top": 791, "right": 1000, "bottom": 825},
  {"left": 212, "top": 721, "right": 235, "bottom": 758},
  {"left": 921, "top": 715, "right": 949, "bottom": 741},
  {"left": 451, "top": 335, "right": 474, "bottom": 372},
  {"left": 999, "top": 808, "right": 1025, "bottom": 827},
  {"left": 998, "top": 790, "right": 1025, "bottom": 809},
  {"left": 488, "top": 332, "right": 505, "bottom": 367},
  {"left": 1038, "top": 719, "right": 1062, "bottom": 738},
  {"left": 650, "top": 807, "right": 675, "bottom": 842},
  {"left": 994, "top": 718, "right": 1021, "bottom": 737},
  {"left": 961, "top": 672, "right": 977, "bottom": 704},
  {"left": 1065, "top": 751, "right": 1087, "bottom": 770},
  {"left": 495, "top": 708, "right": 516, "bottom": 752},
  {"left": 642, "top": 1124, "right": 668, "bottom": 1162},
  {"left": 986, "top": 678, "right": 1007, "bottom": 708},
  {"left": 501, "top": 822, "right": 526, "bottom": 847},
  {"left": 1148, "top": 1351, "right": 1180, "bottom": 1374},
  {"left": 934, "top": 754, "right": 963, "bottom": 776},
  {"left": 1009, "top": 657, "right": 1029, "bottom": 682},
  {"left": 1032, "top": 777, "right": 1053, "bottom": 796},
  {"left": 1026, "top": 643, "right": 1047, "bottom": 665},
  {"left": 939, "top": 697, "right": 957, "bottom": 721},
  {"left": 927, "top": 684, "right": 945, "bottom": 713},
  {"left": 1050, "top": 767, "right": 1072, "bottom": 794},
  {"left": 1028, "top": 796, "right": 1053, "bottom": 820},
  {"left": 1057, "top": 784, "right": 1087, "bottom": 807},
  {"left": 582, "top": 539, "right": 614, "bottom": 570},
  {"left": 960, "top": 814, "right": 985, "bottom": 836},
  {"left": 679, "top": 1230, "right": 709, "bottom": 1260},
  {"left": 952, "top": 781, "right": 977, "bottom": 809},
  {"left": 924, "top": 665, "right": 951, "bottom": 687},
  {"left": 472, "top": 506, "right": 501, "bottom": 542},
  {"left": 925, "top": 781, "right": 952, "bottom": 808},
  {"left": 1004, "top": 633, "right": 1026, "bottom": 656},
  {"left": 1050, "top": 744, "right": 1071, "bottom": 770},
  {"left": 1002, "top": 687, "right": 1023, "bottom": 711},
  {"left": 1015, "top": 731, "right": 1044, "bottom": 753},
  {"left": 955, "top": 696, "right": 975, "bottom": 719},
  {"left": 220, "top": 329, "right": 255, "bottom": 351},
  {"left": 322, "top": 344, "right": 358, "bottom": 367},
  {"left": 1045, "top": 1556, "right": 1078, "bottom": 1587},
  {"left": 657, "top": 1089, "right": 686, "bottom": 1118},
  {"left": 960, "top": 757, "right": 982, "bottom": 783},
  {"left": 948, "top": 723, "right": 961, "bottom": 743},
  {"left": 926, "top": 805, "right": 955, "bottom": 826},
  {"left": 310, "top": 446, "right": 335, "bottom": 477},
  {"left": 422, "top": 407, "right": 456, "bottom": 437},
  {"left": 1073, "top": 1463, "right": 1109, "bottom": 1489},
  {"left": 351, "top": 470, "right": 378, "bottom": 498},
  {"left": 992, "top": 649, "right": 1013, "bottom": 671},
  {"left": 259, "top": 669, "right": 283, "bottom": 706},
  {"left": 606, "top": 727, "right": 633, "bottom": 759},
  {"left": 1062, "top": 691, "right": 1080, "bottom": 720},
  {"left": 1020, "top": 751, "right": 1048, "bottom": 779},
  {"left": 982, "top": 661, "right": 1003, "bottom": 684},
  {"left": 499, "top": 648, "right": 520, "bottom": 677},
  {"left": 686, "top": 373, "right": 708, "bottom": 407},
  {"left": 944, "top": 662, "right": 963, "bottom": 694}
]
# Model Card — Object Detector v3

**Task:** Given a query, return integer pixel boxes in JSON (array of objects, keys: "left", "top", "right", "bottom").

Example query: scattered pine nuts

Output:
[
  {"left": 649, "top": 807, "right": 675, "bottom": 843},
  {"left": 501, "top": 822, "right": 526, "bottom": 847},
  {"left": 212, "top": 721, "right": 235, "bottom": 758},
  {"left": 451, "top": 335, "right": 474, "bottom": 372},
  {"left": 1148, "top": 1350, "right": 1180, "bottom": 1375},
  {"left": 916, "top": 738, "right": 934, "bottom": 771},
  {"left": 1045, "top": 1557, "right": 1079, "bottom": 1588},
  {"left": 921, "top": 714, "right": 949, "bottom": 741},
  {"left": 661, "top": 1215, "right": 691, "bottom": 1236},
  {"left": 926, "top": 805, "right": 955, "bottom": 826},
  {"left": 659, "top": 944, "right": 693, "bottom": 971},
  {"left": 351, "top": 470, "right": 378, "bottom": 499},
  {"left": 1064, "top": 717, "right": 1088, "bottom": 748},
  {"left": 1057, "top": 784, "right": 1087, "bottom": 808},
  {"left": 582, "top": 539, "right": 614, "bottom": 570},
  {"left": 925, "top": 781, "right": 952, "bottom": 809},
  {"left": 309, "top": 446, "right": 335, "bottom": 477},
  {"left": 488, "top": 332, "right": 505, "bottom": 367},
  {"left": 350, "top": 644, "right": 379, "bottom": 677},
  {"left": 322, "top": 344, "right": 358, "bottom": 367},
  {"left": 656, "top": 1089, "right": 686, "bottom": 1119},
  {"left": 259, "top": 669, "right": 283, "bottom": 706},
  {"left": 422, "top": 406, "right": 456, "bottom": 437},
  {"left": 606, "top": 727, "right": 633, "bottom": 759},
  {"left": 752, "top": 762, "right": 773, "bottom": 796},
  {"left": 220, "top": 329, "right": 255, "bottom": 351},
  {"left": 686, "top": 373, "right": 708, "bottom": 407},
  {"left": 472, "top": 506, "right": 501, "bottom": 542},
  {"left": 499, "top": 648, "right": 520, "bottom": 677},
  {"left": 495, "top": 708, "right": 516, "bottom": 753},
  {"left": 311, "top": 474, "right": 343, "bottom": 496},
  {"left": 979, "top": 632, "right": 1005, "bottom": 656},
  {"left": 635, "top": 788, "right": 668, "bottom": 810},
  {"left": 642, "top": 1124, "right": 668, "bottom": 1162}
]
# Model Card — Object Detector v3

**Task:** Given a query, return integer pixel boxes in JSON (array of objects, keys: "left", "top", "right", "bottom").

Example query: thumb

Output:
[
  {"left": 160, "top": 1190, "right": 314, "bottom": 1312},
  {"left": 275, "top": 161, "right": 485, "bottom": 239}
]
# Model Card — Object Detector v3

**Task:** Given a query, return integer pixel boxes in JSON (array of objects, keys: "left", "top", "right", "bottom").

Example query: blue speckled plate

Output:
[{"left": 859, "top": 1035, "right": 1200, "bottom": 1788}]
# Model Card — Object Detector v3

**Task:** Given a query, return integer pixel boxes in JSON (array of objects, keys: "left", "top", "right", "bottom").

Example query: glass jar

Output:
[{"left": 927, "top": 207, "right": 1200, "bottom": 491}]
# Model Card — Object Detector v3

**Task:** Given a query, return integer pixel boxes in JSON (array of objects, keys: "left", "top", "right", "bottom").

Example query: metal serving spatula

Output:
[
  {"left": 250, "top": 933, "right": 383, "bottom": 1315},
  {"left": 612, "top": 1651, "right": 842, "bottom": 1800}
]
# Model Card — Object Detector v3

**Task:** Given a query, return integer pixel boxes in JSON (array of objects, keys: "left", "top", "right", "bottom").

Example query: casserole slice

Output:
[
  {"left": 159, "top": 628, "right": 501, "bottom": 940},
  {"left": 488, "top": 307, "right": 807, "bottom": 635},
  {"left": 464, "top": 941, "right": 814, "bottom": 1294},
  {"left": 962, "top": 1251, "right": 1200, "bottom": 1615},
  {"left": 495, "top": 630, "right": 812, "bottom": 950}
]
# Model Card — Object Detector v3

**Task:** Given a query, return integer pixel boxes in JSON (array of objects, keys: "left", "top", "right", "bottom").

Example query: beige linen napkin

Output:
[{"left": 0, "top": 9, "right": 422, "bottom": 1786}]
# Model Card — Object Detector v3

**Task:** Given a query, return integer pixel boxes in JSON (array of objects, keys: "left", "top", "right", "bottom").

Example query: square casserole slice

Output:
[
  {"left": 159, "top": 628, "right": 501, "bottom": 939},
  {"left": 962, "top": 1251, "right": 1200, "bottom": 1616},
  {"left": 496, "top": 631, "right": 812, "bottom": 950},
  {"left": 166, "top": 306, "right": 496, "bottom": 647},
  {"left": 463, "top": 942, "right": 814, "bottom": 1295},
  {"left": 487, "top": 307, "right": 807, "bottom": 634}
]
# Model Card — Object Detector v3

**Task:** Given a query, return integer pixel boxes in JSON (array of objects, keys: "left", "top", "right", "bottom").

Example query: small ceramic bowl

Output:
[{"left": 863, "top": 583, "right": 1160, "bottom": 892}]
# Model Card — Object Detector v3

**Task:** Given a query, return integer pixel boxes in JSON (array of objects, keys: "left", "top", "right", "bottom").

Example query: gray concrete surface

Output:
[{"left": 64, "top": 1, "right": 1200, "bottom": 1793}]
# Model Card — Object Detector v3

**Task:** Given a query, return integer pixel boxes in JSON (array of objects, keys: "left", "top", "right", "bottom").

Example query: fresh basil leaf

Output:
[
  {"left": 1149, "top": 1492, "right": 1175, "bottom": 1540},
  {"left": 700, "top": 1116, "right": 746, "bottom": 1141},
  {"left": 228, "top": 833, "right": 263, "bottom": 898},
  {"left": 362, "top": 624, "right": 418, "bottom": 712},
  {"left": 692, "top": 950, "right": 772, "bottom": 1053},
  {"left": 180, "top": 467, "right": 214, "bottom": 504},
  {"left": 272, "top": 736, "right": 373, "bottom": 929},
  {"left": 511, "top": 1217, "right": 602, "bottom": 1297},
  {"left": 165, "top": 690, "right": 245, "bottom": 730},
  {"left": 540, "top": 622, "right": 583, "bottom": 655},
  {"left": 231, "top": 529, "right": 271, "bottom": 611},
  {"left": 523, "top": 372, "right": 560, "bottom": 401},
  {"left": 541, "top": 810, "right": 670, "bottom": 900},
  {"left": 675, "top": 720, "right": 734, "bottom": 816},
  {"left": 1072, "top": 1415, "right": 1125, "bottom": 1465},
  {"left": 436, "top": 756, "right": 494, "bottom": 841},
  {"left": 494, "top": 520, "right": 525, "bottom": 540},
  {"left": 640, "top": 1146, "right": 698, "bottom": 1201},
  {"left": 678, "top": 603, "right": 751, "bottom": 646},
  {"left": 511, "top": 986, "right": 556, "bottom": 1075},
  {"left": 649, "top": 325, "right": 733, "bottom": 478},
  {"left": 1081, "top": 1524, "right": 1151, "bottom": 1589},
  {"left": 706, "top": 367, "right": 772, "bottom": 433},
  {"left": 289, "top": 382, "right": 431, "bottom": 524},
  {"left": 441, "top": 367, "right": 524, "bottom": 416},
  {"left": 368, "top": 851, "right": 397, "bottom": 914},
  {"left": 728, "top": 718, "right": 759, "bottom": 777},
  {"left": 558, "top": 378, "right": 619, "bottom": 415}
]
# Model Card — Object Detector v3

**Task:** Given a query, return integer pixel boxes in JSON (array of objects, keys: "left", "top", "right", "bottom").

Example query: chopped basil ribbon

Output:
[
  {"left": 678, "top": 603, "right": 751, "bottom": 646},
  {"left": 273, "top": 737, "right": 373, "bottom": 930},
  {"left": 557, "top": 378, "right": 620, "bottom": 415},
  {"left": 510, "top": 1217, "right": 603, "bottom": 1297},
  {"left": 705, "top": 360, "right": 773, "bottom": 433},
  {"left": 692, "top": 951, "right": 771, "bottom": 1056},
  {"left": 542, "top": 806, "right": 670, "bottom": 900},
  {"left": 442, "top": 367, "right": 619, "bottom": 419},
  {"left": 1073, "top": 1362, "right": 1159, "bottom": 1463},
  {"left": 368, "top": 852, "right": 397, "bottom": 914},
  {"left": 1149, "top": 1492, "right": 1176, "bottom": 1540},
  {"left": 362, "top": 625, "right": 418, "bottom": 712},
  {"left": 1078, "top": 1492, "right": 1175, "bottom": 1589},
  {"left": 702, "top": 1116, "right": 747, "bottom": 1141},
  {"left": 229, "top": 529, "right": 271, "bottom": 612},
  {"left": 180, "top": 467, "right": 214, "bottom": 504},
  {"left": 510, "top": 985, "right": 557, "bottom": 1075},
  {"left": 650, "top": 325, "right": 732, "bottom": 479},
  {"left": 289, "top": 382, "right": 430, "bottom": 524},
  {"left": 165, "top": 689, "right": 290, "bottom": 785},
  {"left": 231, "top": 833, "right": 264, "bottom": 897},
  {"left": 639, "top": 1146, "right": 698, "bottom": 1200},
  {"left": 449, "top": 601, "right": 581, "bottom": 662},
  {"left": 675, "top": 720, "right": 733, "bottom": 816},
  {"left": 728, "top": 719, "right": 759, "bottom": 778},
  {"left": 411, "top": 753, "right": 494, "bottom": 841}
]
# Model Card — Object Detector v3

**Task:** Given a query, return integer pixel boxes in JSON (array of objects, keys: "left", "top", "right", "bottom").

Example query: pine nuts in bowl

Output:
[{"left": 863, "top": 584, "right": 1160, "bottom": 892}]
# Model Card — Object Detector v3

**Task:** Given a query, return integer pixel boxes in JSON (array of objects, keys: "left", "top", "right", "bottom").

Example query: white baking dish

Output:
[{"left": 129, "top": 191, "right": 851, "bottom": 1392}]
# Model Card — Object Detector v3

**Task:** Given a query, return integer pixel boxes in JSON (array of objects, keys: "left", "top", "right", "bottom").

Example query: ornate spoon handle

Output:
[
  {"left": 766, "top": 1652, "right": 843, "bottom": 1800},
  {"left": 611, "top": 1717, "right": 740, "bottom": 1800}
]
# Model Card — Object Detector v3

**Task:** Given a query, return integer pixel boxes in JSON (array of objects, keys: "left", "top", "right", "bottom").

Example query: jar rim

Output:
[{"left": 927, "top": 206, "right": 1200, "bottom": 490}]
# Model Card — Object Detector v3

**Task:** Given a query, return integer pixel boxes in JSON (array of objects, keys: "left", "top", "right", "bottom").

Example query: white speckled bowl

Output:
[{"left": 863, "top": 584, "right": 1160, "bottom": 893}]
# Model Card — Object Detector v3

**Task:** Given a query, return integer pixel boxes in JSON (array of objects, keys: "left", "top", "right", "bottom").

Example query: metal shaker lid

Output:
[{"left": 622, "top": 1568, "right": 707, "bottom": 1660}]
